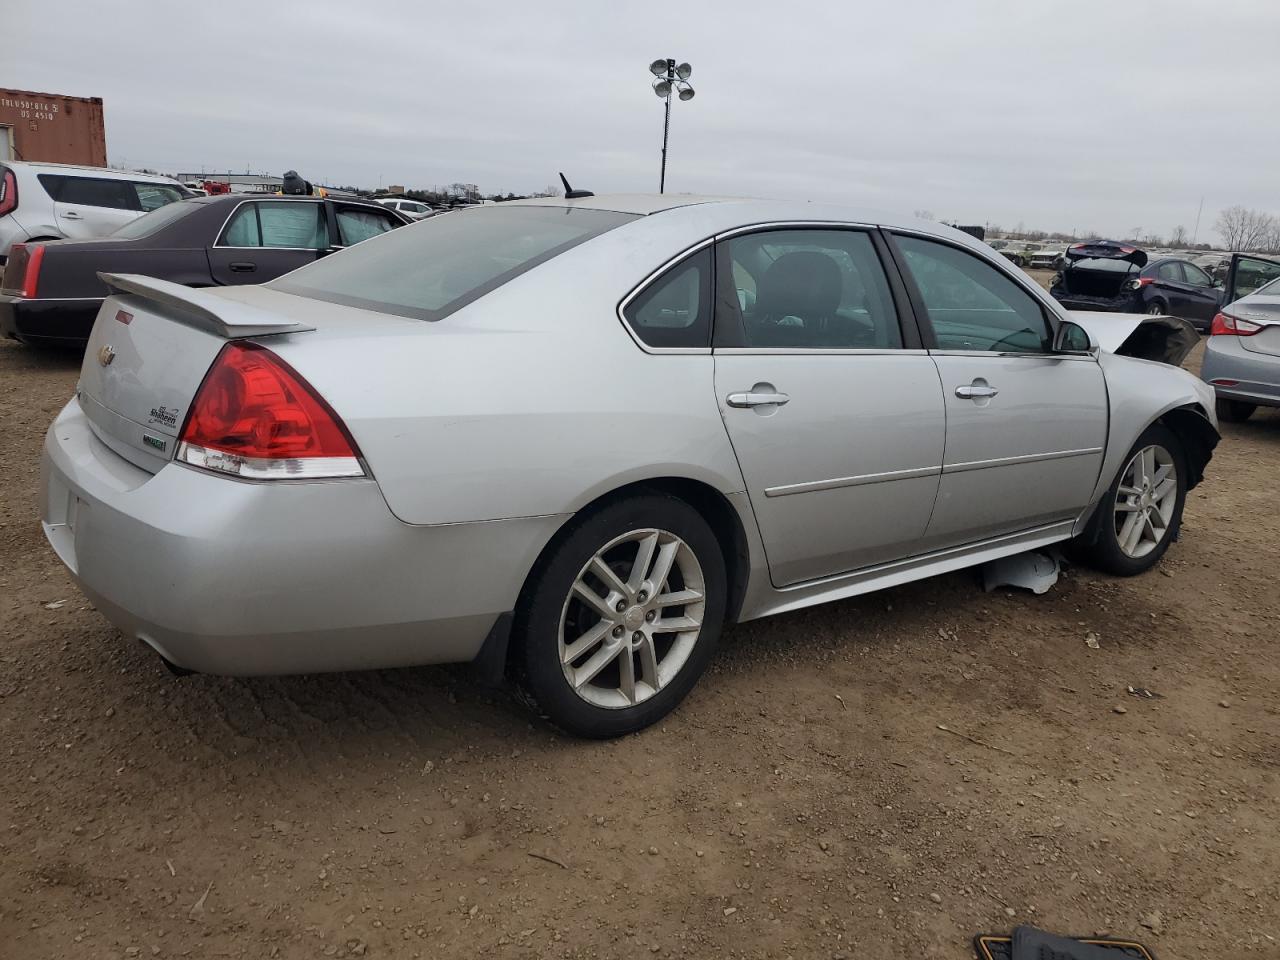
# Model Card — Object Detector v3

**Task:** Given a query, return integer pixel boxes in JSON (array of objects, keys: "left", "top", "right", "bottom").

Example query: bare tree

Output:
[
  {"left": 1169, "top": 224, "right": 1189, "bottom": 247},
  {"left": 1216, "top": 206, "right": 1276, "bottom": 252}
]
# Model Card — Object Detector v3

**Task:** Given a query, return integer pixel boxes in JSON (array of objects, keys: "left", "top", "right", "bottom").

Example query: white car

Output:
[
  {"left": 0, "top": 161, "right": 190, "bottom": 263},
  {"left": 375, "top": 197, "right": 436, "bottom": 221}
]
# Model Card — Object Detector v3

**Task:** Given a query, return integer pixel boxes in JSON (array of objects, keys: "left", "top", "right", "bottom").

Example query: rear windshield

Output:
[
  {"left": 271, "top": 205, "right": 637, "bottom": 320},
  {"left": 111, "top": 200, "right": 202, "bottom": 239}
]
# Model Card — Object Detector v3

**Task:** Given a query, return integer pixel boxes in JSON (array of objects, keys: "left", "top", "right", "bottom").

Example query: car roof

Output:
[{"left": 2, "top": 160, "right": 182, "bottom": 183}]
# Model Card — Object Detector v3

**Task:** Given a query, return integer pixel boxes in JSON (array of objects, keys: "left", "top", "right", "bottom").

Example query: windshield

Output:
[
  {"left": 271, "top": 205, "right": 637, "bottom": 320},
  {"left": 111, "top": 200, "right": 202, "bottom": 240}
]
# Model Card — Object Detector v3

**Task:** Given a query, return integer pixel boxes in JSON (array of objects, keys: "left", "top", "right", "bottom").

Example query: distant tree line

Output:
[{"left": 1214, "top": 206, "right": 1280, "bottom": 253}]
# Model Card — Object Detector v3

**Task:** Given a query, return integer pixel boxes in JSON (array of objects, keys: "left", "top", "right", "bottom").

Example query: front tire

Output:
[
  {"left": 513, "top": 494, "right": 726, "bottom": 738},
  {"left": 1074, "top": 424, "right": 1186, "bottom": 576},
  {"left": 1216, "top": 398, "right": 1256, "bottom": 423}
]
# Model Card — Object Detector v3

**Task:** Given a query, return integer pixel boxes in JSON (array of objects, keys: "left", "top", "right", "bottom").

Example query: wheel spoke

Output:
[
  {"left": 1143, "top": 513, "right": 1160, "bottom": 544},
  {"left": 1117, "top": 511, "right": 1142, "bottom": 553},
  {"left": 653, "top": 614, "right": 700, "bottom": 633},
  {"left": 627, "top": 533, "right": 658, "bottom": 591},
  {"left": 1152, "top": 462, "right": 1173, "bottom": 486},
  {"left": 637, "top": 634, "right": 661, "bottom": 691},
  {"left": 589, "top": 556, "right": 629, "bottom": 597},
  {"left": 654, "top": 588, "right": 703, "bottom": 606},
  {"left": 572, "top": 641, "right": 621, "bottom": 689},
  {"left": 1115, "top": 500, "right": 1142, "bottom": 513},
  {"left": 1117, "top": 484, "right": 1141, "bottom": 497},
  {"left": 572, "top": 578, "right": 617, "bottom": 621},
  {"left": 1142, "top": 447, "right": 1157, "bottom": 485},
  {"left": 562, "top": 619, "right": 611, "bottom": 665},
  {"left": 646, "top": 540, "right": 679, "bottom": 594},
  {"left": 618, "top": 646, "right": 637, "bottom": 704},
  {"left": 1122, "top": 511, "right": 1146, "bottom": 554},
  {"left": 1151, "top": 477, "right": 1176, "bottom": 504}
]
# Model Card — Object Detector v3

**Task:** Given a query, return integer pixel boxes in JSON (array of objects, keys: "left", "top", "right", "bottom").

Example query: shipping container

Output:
[{"left": 0, "top": 88, "right": 106, "bottom": 166}]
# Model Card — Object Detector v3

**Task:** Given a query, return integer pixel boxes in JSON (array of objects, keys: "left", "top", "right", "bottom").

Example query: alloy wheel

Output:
[
  {"left": 1113, "top": 444, "right": 1178, "bottom": 559},
  {"left": 558, "top": 528, "right": 705, "bottom": 709}
]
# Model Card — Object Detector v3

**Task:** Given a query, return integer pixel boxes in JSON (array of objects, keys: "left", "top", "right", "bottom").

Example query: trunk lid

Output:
[
  {"left": 1064, "top": 241, "right": 1148, "bottom": 267},
  {"left": 77, "top": 275, "right": 315, "bottom": 472}
]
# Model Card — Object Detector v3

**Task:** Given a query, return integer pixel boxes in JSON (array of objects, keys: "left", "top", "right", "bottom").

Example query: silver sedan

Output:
[
  {"left": 1200, "top": 259, "right": 1280, "bottom": 422},
  {"left": 40, "top": 195, "right": 1219, "bottom": 737}
]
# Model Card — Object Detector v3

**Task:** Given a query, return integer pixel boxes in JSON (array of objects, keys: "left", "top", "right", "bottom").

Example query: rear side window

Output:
[
  {"left": 220, "top": 201, "right": 326, "bottom": 249},
  {"left": 722, "top": 229, "right": 903, "bottom": 349},
  {"left": 272, "top": 205, "right": 637, "bottom": 321},
  {"left": 1156, "top": 261, "right": 1182, "bottom": 282},
  {"left": 40, "top": 175, "right": 136, "bottom": 211},
  {"left": 623, "top": 248, "right": 712, "bottom": 349}
]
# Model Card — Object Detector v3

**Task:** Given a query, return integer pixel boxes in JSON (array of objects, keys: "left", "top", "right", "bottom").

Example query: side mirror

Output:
[{"left": 1053, "top": 320, "right": 1093, "bottom": 354}]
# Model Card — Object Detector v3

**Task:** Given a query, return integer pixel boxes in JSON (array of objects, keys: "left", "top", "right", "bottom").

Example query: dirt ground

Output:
[{"left": 2, "top": 308, "right": 1278, "bottom": 958}]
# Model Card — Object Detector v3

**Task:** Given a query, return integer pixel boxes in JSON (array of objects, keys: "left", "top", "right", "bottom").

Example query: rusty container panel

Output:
[{"left": 0, "top": 89, "right": 107, "bottom": 167}]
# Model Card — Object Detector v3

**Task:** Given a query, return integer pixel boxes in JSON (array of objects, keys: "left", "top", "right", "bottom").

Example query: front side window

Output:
[
  {"left": 271, "top": 205, "right": 637, "bottom": 321},
  {"left": 133, "top": 182, "right": 185, "bottom": 212},
  {"left": 896, "top": 235, "right": 1051, "bottom": 353},
  {"left": 336, "top": 206, "right": 399, "bottom": 245},
  {"left": 723, "top": 229, "right": 902, "bottom": 349},
  {"left": 219, "top": 201, "right": 326, "bottom": 249},
  {"left": 623, "top": 248, "right": 711, "bottom": 349},
  {"left": 40, "top": 175, "right": 136, "bottom": 211},
  {"left": 1181, "top": 262, "right": 1213, "bottom": 286}
]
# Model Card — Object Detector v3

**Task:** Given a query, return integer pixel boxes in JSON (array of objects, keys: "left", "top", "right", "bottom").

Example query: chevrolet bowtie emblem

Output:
[{"left": 97, "top": 344, "right": 116, "bottom": 366}]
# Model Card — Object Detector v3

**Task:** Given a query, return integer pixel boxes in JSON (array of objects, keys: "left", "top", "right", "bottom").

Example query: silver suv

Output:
[{"left": 0, "top": 161, "right": 190, "bottom": 264}]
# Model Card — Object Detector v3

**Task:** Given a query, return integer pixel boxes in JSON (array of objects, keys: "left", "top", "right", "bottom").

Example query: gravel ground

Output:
[{"left": 1, "top": 318, "right": 1277, "bottom": 959}]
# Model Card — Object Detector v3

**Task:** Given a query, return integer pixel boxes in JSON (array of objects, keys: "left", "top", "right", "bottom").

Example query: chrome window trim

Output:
[
  {"left": 615, "top": 235, "right": 717, "bottom": 356},
  {"left": 713, "top": 219, "right": 878, "bottom": 240},
  {"left": 210, "top": 197, "right": 327, "bottom": 251}
]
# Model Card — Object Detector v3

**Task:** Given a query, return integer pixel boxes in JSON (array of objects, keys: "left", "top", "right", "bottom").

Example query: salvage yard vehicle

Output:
[
  {"left": 1049, "top": 241, "right": 1230, "bottom": 331},
  {"left": 997, "top": 240, "right": 1041, "bottom": 267},
  {"left": 1200, "top": 263, "right": 1280, "bottom": 421},
  {"left": 39, "top": 195, "right": 1218, "bottom": 738},
  {"left": 0, "top": 194, "right": 408, "bottom": 346},
  {"left": 1028, "top": 244, "right": 1067, "bottom": 270},
  {"left": 0, "top": 161, "right": 190, "bottom": 265}
]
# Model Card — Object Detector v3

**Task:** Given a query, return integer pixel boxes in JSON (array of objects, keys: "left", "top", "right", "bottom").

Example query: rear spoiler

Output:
[{"left": 97, "top": 273, "right": 314, "bottom": 338}]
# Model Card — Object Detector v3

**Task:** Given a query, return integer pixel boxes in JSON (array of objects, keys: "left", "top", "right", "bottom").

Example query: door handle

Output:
[
  {"left": 955, "top": 383, "right": 998, "bottom": 400},
  {"left": 228, "top": 261, "right": 257, "bottom": 273},
  {"left": 62, "top": 211, "right": 82, "bottom": 220},
  {"left": 727, "top": 390, "right": 790, "bottom": 408}
]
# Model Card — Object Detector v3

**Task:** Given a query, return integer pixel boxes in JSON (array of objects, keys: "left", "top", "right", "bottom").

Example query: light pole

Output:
[{"left": 649, "top": 58, "right": 694, "bottom": 194}]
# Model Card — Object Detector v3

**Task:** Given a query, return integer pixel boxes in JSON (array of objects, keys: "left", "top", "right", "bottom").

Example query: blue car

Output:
[{"left": 1050, "top": 241, "right": 1226, "bottom": 331}]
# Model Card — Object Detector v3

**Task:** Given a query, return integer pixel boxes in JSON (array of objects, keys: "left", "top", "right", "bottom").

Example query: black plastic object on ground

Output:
[{"left": 974, "top": 925, "right": 1157, "bottom": 960}]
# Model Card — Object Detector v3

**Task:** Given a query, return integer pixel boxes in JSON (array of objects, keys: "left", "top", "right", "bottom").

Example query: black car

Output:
[
  {"left": 1049, "top": 241, "right": 1226, "bottom": 331},
  {"left": 0, "top": 194, "right": 409, "bottom": 346}
]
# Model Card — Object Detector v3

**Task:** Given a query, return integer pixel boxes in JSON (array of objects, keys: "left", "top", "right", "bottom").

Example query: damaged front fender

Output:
[{"left": 1067, "top": 311, "right": 1200, "bottom": 366}]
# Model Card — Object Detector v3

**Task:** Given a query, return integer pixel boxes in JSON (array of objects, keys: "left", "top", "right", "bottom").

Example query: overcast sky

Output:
[{"left": 9, "top": 0, "right": 1278, "bottom": 239}]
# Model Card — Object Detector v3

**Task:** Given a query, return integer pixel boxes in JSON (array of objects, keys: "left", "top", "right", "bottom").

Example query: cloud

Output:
[{"left": 9, "top": 0, "right": 1277, "bottom": 238}]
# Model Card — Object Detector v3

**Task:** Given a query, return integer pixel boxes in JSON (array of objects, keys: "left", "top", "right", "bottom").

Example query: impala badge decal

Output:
[{"left": 148, "top": 406, "right": 179, "bottom": 428}]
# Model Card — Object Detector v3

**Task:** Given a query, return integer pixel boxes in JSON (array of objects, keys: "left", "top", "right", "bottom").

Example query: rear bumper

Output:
[
  {"left": 1201, "top": 335, "right": 1280, "bottom": 408},
  {"left": 0, "top": 294, "right": 103, "bottom": 344},
  {"left": 41, "top": 398, "right": 565, "bottom": 675}
]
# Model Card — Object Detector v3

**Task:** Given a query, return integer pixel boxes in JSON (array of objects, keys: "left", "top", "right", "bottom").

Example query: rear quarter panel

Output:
[{"left": 259, "top": 214, "right": 750, "bottom": 525}]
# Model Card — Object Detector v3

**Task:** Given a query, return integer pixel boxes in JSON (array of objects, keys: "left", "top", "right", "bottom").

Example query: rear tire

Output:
[
  {"left": 513, "top": 494, "right": 726, "bottom": 738},
  {"left": 1146, "top": 300, "right": 1167, "bottom": 316},
  {"left": 1073, "top": 424, "right": 1186, "bottom": 576},
  {"left": 1216, "top": 398, "right": 1256, "bottom": 423}
]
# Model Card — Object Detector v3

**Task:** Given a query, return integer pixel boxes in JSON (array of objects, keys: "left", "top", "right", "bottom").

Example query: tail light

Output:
[
  {"left": 0, "top": 168, "right": 16, "bottom": 217},
  {"left": 1209, "top": 312, "right": 1262, "bottom": 337},
  {"left": 176, "top": 341, "right": 364, "bottom": 480},
  {"left": 1124, "top": 277, "right": 1154, "bottom": 291},
  {"left": 1, "top": 243, "right": 44, "bottom": 298}
]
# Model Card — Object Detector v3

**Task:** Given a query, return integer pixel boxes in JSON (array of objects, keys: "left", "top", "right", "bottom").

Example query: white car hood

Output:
[{"left": 1067, "top": 311, "right": 1199, "bottom": 366}]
